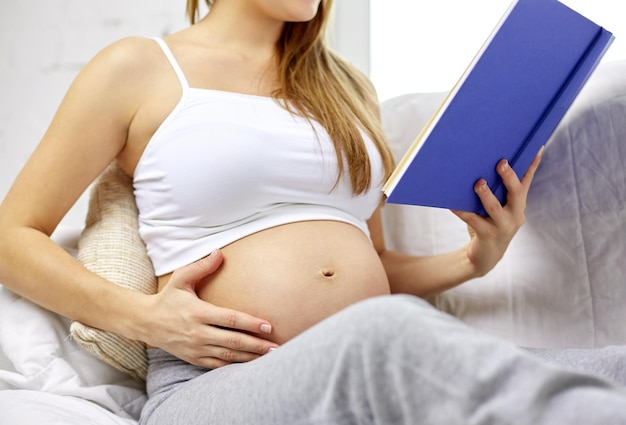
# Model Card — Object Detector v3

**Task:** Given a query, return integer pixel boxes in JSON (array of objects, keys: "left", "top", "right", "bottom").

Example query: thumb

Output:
[{"left": 169, "top": 249, "right": 224, "bottom": 291}]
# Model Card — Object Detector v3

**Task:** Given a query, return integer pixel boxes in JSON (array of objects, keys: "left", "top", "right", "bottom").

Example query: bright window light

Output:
[{"left": 370, "top": 0, "right": 626, "bottom": 101}]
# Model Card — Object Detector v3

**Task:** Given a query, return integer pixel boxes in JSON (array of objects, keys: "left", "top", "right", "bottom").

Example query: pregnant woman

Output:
[{"left": 1, "top": 0, "right": 625, "bottom": 424}]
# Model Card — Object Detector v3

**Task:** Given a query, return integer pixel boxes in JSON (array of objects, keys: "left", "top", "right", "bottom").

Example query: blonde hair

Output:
[
  {"left": 185, "top": 0, "right": 211, "bottom": 25},
  {"left": 185, "top": 0, "right": 395, "bottom": 194}
]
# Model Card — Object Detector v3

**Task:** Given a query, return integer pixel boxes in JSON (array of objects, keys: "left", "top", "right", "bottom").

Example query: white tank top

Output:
[{"left": 133, "top": 38, "right": 385, "bottom": 276}]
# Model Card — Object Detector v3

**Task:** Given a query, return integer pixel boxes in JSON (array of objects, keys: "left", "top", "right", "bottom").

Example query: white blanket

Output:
[{"left": 0, "top": 228, "right": 146, "bottom": 424}]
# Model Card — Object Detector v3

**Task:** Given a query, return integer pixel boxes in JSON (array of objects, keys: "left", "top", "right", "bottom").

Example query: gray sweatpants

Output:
[{"left": 139, "top": 295, "right": 626, "bottom": 425}]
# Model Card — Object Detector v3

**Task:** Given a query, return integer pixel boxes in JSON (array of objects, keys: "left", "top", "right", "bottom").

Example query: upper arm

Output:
[{"left": 0, "top": 37, "right": 153, "bottom": 235}]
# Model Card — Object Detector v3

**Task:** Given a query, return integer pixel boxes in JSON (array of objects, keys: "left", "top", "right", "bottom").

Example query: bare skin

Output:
[{"left": 0, "top": 0, "right": 542, "bottom": 369}]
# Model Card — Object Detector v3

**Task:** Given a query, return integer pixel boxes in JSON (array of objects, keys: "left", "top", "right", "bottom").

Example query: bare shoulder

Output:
[
  {"left": 80, "top": 36, "right": 165, "bottom": 87},
  {"left": 60, "top": 35, "right": 173, "bottom": 130},
  {"left": 41, "top": 36, "right": 173, "bottom": 171},
  {"left": 99, "top": 36, "right": 163, "bottom": 65}
]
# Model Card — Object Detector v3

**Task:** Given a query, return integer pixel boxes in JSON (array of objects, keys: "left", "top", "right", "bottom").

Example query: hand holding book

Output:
[
  {"left": 451, "top": 149, "right": 543, "bottom": 278},
  {"left": 383, "top": 0, "right": 614, "bottom": 214}
]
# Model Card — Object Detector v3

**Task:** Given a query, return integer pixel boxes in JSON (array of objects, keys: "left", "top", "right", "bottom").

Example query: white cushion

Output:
[{"left": 70, "top": 163, "right": 157, "bottom": 382}]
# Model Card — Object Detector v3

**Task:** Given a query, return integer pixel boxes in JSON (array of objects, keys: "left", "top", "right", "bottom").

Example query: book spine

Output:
[{"left": 491, "top": 27, "right": 614, "bottom": 204}]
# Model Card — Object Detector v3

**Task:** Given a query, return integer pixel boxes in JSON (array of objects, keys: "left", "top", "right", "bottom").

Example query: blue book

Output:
[{"left": 383, "top": 0, "right": 614, "bottom": 214}]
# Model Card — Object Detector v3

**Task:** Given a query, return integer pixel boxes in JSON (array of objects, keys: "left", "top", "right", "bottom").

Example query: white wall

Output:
[
  {"left": 370, "top": 0, "right": 626, "bottom": 101},
  {"left": 330, "top": 0, "right": 371, "bottom": 75}
]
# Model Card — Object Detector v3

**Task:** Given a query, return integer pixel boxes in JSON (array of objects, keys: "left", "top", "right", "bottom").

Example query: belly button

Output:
[{"left": 320, "top": 269, "right": 335, "bottom": 278}]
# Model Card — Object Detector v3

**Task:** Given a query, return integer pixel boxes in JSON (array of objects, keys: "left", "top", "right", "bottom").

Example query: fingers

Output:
[
  {"left": 495, "top": 159, "right": 525, "bottom": 219},
  {"left": 186, "top": 315, "right": 279, "bottom": 369},
  {"left": 454, "top": 159, "right": 524, "bottom": 230},
  {"left": 192, "top": 330, "right": 278, "bottom": 369},
  {"left": 166, "top": 303, "right": 280, "bottom": 369},
  {"left": 474, "top": 177, "right": 505, "bottom": 222},
  {"left": 207, "top": 327, "right": 277, "bottom": 359},
  {"left": 169, "top": 249, "right": 224, "bottom": 290},
  {"left": 208, "top": 304, "right": 275, "bottom": 337},
  {"left": 498, "top": 146, "right": 543, "bottom": 218},
  {"left": 192, "top": 303, "right": 279, "bottom": 366},
  {"left": 476, "top": 158, "right": 526, "bottom": 216},
  {"left": 187, "top": 249, "right": 224, "bottom": 278},
  {"left": 450, "top": 151, "right": 544, "bottom": 277},
  {"left": 520, "top": 145, "right": 544, "bottom": 190},
  {"left": 474, "top": 147, "right": 543, "bottom": 220},
  {"left": 194, "top": 336, "right": 278, "bottom": 367}
]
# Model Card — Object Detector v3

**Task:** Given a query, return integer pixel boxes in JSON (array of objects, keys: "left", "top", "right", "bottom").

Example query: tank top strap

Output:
[{"left": 151, "top": 37, "right": 190, "bottom": 92}]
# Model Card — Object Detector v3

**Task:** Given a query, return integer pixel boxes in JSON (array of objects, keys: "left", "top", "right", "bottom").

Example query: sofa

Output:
[{"left": 1, "top": 59, "right": 625, "bottom": 424}]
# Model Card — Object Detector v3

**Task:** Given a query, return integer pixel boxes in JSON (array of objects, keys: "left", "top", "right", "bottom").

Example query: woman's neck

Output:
[{"left": 195, "top": 1, "right": 283, "bottom": 62}]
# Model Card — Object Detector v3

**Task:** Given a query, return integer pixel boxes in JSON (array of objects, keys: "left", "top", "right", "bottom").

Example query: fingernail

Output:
[
  {"left": 268, "top": 347, "right": 278, "bottom": 353},
  {"left": 501, "top": 160, "right": 509, "bottom": 171},
  {"left": 260, "top": 324, "right": 272, "bottom": 334},
  {"left": 208, "top": 249, "right": 219, "bottom": 258},
  {"left": 475, "top": 179, "right": 487, "bottom": 193}
]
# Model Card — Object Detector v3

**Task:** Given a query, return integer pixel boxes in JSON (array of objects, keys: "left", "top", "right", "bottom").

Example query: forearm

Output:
[
  {"left": 0, "top": 226, "right": 146, "bottom": 341},
  {"left": 381, "top": 246, "right": 481, "bottom": 299}
]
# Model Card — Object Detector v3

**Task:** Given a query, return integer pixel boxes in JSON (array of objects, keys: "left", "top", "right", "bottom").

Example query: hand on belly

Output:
[{"left": 196, "top": 221, "right": 391, "bottom": 344}]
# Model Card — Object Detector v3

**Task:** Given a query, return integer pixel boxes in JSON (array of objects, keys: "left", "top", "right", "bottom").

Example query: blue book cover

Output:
[{"left": 383, "top": 0, "right": 614, "bottom": 214}]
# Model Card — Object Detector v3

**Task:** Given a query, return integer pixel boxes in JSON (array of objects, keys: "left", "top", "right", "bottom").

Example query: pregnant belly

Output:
[{"left": 187, "top": 221, "right": 390, "bottom": 344}]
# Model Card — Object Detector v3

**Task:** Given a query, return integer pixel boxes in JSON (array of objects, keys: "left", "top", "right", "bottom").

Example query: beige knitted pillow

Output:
[{"left": 70, "top": 162, "right": 157, "bottom": 381}]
